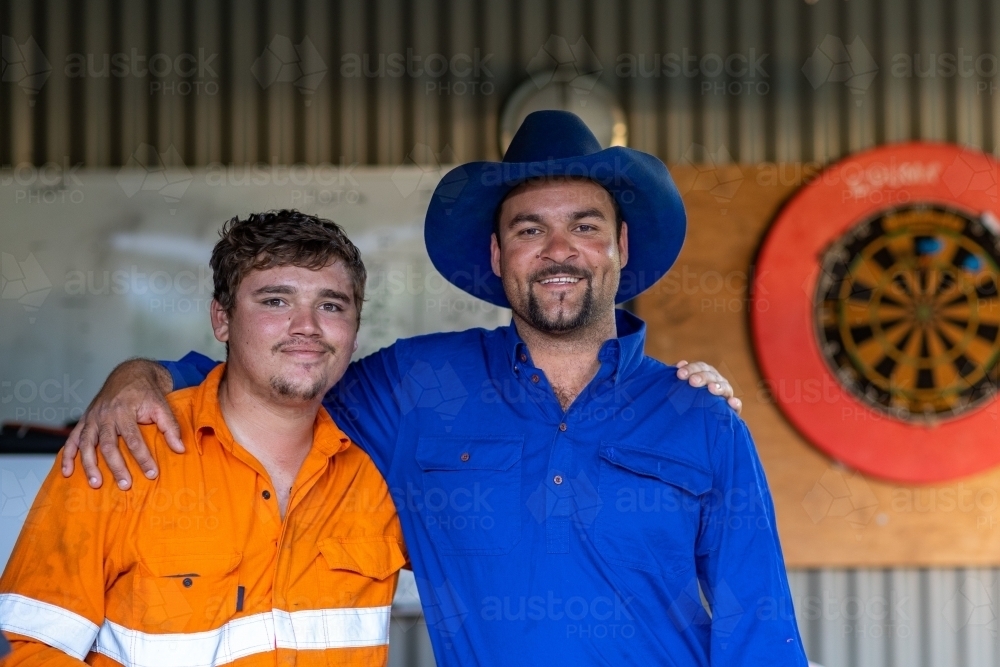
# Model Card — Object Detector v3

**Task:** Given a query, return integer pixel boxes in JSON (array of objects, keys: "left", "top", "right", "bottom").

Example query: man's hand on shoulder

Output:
[
  {"left": 675, "top": 360, "right": 742, "bottom": 415},
  {"left": 61, "top": 358, "right": 182, "bottom": 490}
]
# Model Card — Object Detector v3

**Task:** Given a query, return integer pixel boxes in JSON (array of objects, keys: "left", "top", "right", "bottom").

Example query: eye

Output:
[
  {"left": 576, "top": 223, "right": 597, "bottom": 232},
  {"left": 519, "top": 227, "right": 542, "bottom": 236},
  {"left": 263, "top": 298, "right": 285, "bottom": 307},
  {"left": 320, "top": 302, "right": 342, "bottom": 312}
]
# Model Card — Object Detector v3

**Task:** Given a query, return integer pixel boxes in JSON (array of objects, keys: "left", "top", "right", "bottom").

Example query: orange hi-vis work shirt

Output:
[{"left": 0, "top": 364, "right": 407, "bottom": 667}]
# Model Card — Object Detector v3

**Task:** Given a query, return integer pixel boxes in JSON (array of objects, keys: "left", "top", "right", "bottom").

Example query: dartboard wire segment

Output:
[{"left": 816, "top": 205, "right": 1000, "bottom": 421}]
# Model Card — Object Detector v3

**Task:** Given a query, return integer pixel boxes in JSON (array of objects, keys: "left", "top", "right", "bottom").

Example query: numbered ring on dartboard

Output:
[{"left": 816, "top": 206, "right": 1000, "bottom": 422}]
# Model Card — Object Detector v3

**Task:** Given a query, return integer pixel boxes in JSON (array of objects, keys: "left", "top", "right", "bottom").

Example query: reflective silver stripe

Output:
[
  {"left": 93, "top": 606, "right": 391, "bottom": 667},
  {"left": 272, "top": 607, "right": 393, "bottom": 649},
  {"left": 0, "top": 593, "right": 100, "bottom": 659}
]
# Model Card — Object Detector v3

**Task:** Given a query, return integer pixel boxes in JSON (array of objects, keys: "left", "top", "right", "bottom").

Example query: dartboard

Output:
[
  {"left": 816, "top": 205, "right": 1000, "bottom": 421},
  {"left": 751, "top": 143, "right": 1000, "bottom": 483}
]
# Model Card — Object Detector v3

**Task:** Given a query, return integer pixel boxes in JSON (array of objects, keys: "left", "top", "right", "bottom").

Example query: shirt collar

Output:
[
  {"left": 498, "top": 309, "right": 647, "bottom": 383},
  {"left": 190, "top": 364, "right": 350, "bottom": 457}
]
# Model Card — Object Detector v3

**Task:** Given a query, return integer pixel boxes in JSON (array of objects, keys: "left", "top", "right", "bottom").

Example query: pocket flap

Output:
[
  {"left": 416, "top": 437, "right": 523, "bottom": 472},
  {"left": 599, "top": 444, "right": 713, "bottom": 496},
  {"left": 140, "top": 550, "right": 242, "bottom": 578},
  {"left": 318, "top": 537, "right": 407, "bottom": 580}
]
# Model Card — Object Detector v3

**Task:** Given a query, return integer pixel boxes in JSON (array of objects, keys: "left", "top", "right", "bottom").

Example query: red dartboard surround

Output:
[{"left": 751, "top": 142, "right": 1000, "bottom": 483}]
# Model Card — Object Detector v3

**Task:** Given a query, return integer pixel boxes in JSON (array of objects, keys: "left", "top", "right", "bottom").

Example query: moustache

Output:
[
  {"left": 271, "top": 340, "right": 337, "bottom": 355},
  {"left": 529, "top": 264, "right": 592, "bottom": 283}
]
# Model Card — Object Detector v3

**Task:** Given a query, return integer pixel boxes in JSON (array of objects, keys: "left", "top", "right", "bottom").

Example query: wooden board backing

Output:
[{"left": 636, "top": 165, "right": 1000, "bottom": 567}]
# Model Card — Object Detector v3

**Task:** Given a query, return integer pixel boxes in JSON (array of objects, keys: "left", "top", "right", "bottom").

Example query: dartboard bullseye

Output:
[
  {"left": 751, "top": 143, "right": 1000, "bottom": 483},
  {"left": 816, "top": 206, "right": 1000, "bottom": 421}
]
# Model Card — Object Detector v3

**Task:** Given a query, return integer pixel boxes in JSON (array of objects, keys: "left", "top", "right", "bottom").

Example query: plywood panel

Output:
[{"left": 638, "top": 165, "right": 1000, "bottom": 567}]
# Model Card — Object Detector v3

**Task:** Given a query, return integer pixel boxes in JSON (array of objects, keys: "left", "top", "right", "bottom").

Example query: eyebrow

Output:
[
  {"left": 508, "top": 212, "right": 543, "bottom": 226},
  {"left": 571, "top": 208, "right": 607, "bottom": 221},
  {"left": 252, "top": 285, "right": 352, "bottom": 303},
  {"left": 506, "top": 208, "right": 608, "bottom": 227}
]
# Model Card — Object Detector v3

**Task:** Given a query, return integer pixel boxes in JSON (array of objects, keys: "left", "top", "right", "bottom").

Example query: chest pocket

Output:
[
  {"left": 131, "top": 550, "right": 242, "bottom": 632},
  {"left": 415, "top": 436, "right": 523, "bottom": 555},
  {"left": 306, "top": 537, "right": 407, "bottom": 613},
  {"left": 595, "top": 443, "right": 713, "bottom": 576}
]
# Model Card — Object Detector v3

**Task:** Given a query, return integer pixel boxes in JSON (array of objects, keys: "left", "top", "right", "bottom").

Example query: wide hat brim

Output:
[{"left": 424, "top": 124, "right": 686, "bottom": 309}]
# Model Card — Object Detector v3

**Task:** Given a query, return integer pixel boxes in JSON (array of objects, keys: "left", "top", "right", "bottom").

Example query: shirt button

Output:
[
  {"left": 182, "top": 577, "right": 193, "bottom": 588},
  {"left": 553, "top": 475, "right": 563, "bottom": 485},
  {"left": 559, "top": 423, "right": 567, "bottom": 432},
  {"left": 262, "top": 490, "right": 271, "bottom": 500},
  {"left": 531, "top": 374, "right": 540, "bottom": 383},
  {"left": 519, "top": 353, "right": 527, "bottom": 362},
  {"left": 460, "top": 452, "right": 470, "bottom": 462}
]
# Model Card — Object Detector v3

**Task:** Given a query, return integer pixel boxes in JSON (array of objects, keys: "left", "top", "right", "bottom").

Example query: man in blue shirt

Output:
[{"left": 62, "top": 111, "right": 807, "bottom": 665}]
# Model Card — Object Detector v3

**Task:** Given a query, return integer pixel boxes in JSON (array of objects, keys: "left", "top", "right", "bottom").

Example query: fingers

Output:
[
  {"left": 679, "top": 361, "right": 741, "bottom": 405},
  {"left": 119, "top": 422, "right": 158, "bottom": 481},
  {"left": 707, "top": 377, "right": 734, "bottom": 398},
  {"left": 61, "top": 421, "right": 85, "bottom": 476},
  {"left": 149, "top": 403, "right": 185, "bottom": 455},
  {"left": 97, "top": 423, "right": 133, "bottom": 490},
  {"left": 674, "top": 360, "right": 689, "bottom": 378},
  {"left": 73, "top": 419, "right": 106, "bottom": 487},
  {"left": 78, "top": 432, "right": 103, "bottom": 488},
  {"left": 728, "top": 396, "right": 743, "bottom": 415}
]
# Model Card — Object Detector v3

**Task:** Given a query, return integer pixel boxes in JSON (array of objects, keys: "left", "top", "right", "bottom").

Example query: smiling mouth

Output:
[{"left": 538, "top": 276, "right": 582, "bottom": 285}]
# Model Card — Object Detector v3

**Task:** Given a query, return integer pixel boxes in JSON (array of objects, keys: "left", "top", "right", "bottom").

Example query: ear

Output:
[
  {"left": 618, "top": 221, "right": 629, "bottom": 269},
  {"left": 353, "top": 339, "right": 359, "bottom": 352},
  {"left": 490, "top": 232, "right": 502, "bottom": 278},
  {"left": 210, "top": 299, "right": 231, "bottom": 344}
]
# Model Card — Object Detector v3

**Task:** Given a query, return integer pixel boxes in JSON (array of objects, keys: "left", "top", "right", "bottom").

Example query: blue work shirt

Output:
[{"left": 165, "top": 310, "right": 807, "bottom": 666}]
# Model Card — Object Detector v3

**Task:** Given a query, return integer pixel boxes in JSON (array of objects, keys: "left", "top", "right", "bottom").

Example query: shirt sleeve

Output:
[
  {"left": 694, "top": 408, "right": 809, "bottom": 666},
  {"left": 0, "top": 451, "right": 128, "bottom": 666},
  {"left": 321, "top": 345, "right": 404, "bottom": 475},
  {"left": 160, "top": 351, "right": 221, "bottom": 390}
]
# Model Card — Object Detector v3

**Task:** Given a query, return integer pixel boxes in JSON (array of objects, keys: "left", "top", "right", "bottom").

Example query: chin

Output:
[{"left": 269, "top": 371, "right": 331, "bottom": 402}]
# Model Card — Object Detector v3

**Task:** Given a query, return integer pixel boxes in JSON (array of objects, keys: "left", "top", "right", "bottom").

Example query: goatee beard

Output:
[
  {"left": 524, "top": 279, "right": 596, "bottom": 333},
  {"left": 269, "top": 375, "right": 327, "bottom": 401}
]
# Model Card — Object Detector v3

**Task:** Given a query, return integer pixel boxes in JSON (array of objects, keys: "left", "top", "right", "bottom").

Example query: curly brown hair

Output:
[{"left": 210, "top": 209, "right": 366, "bottom": 325}]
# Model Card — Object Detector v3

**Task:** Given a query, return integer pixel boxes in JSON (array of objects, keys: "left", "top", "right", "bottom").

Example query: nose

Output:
[
  {"left": 287, "top": 305, "right": 321, "bottom": 336},
  {"left": 539, "top": 227, "right": 578, "bottom": 264}
]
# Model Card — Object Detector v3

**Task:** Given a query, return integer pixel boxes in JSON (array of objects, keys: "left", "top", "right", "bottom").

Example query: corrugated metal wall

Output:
[
  {"left": 4, "top": 1, "right": 1000, "bottom": 665},
  {"left": 3, "top": 0, "right": 1000, "bottom": 168}
]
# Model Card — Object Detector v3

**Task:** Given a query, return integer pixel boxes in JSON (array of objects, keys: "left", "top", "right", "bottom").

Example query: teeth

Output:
[{"left": 540, "top": 277, "right": 580, "bottom": 284}]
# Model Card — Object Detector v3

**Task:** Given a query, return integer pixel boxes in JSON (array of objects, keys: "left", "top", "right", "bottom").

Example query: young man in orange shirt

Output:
[{"left": 0, "top": 211, "right": 406, "bottom": 666}]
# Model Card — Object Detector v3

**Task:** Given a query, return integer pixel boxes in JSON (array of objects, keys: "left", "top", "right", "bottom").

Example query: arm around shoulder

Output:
[{"left": 60, "top": 358, "right": 181, "bottom": 489}]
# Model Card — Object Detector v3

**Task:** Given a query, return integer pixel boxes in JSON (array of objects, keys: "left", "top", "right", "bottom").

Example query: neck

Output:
[
  {"left": 217, "top": 367, "right": 320, "bottom": 474},
  {"left": 512, "top": 308, "right": 619, "bottom": 410}
]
